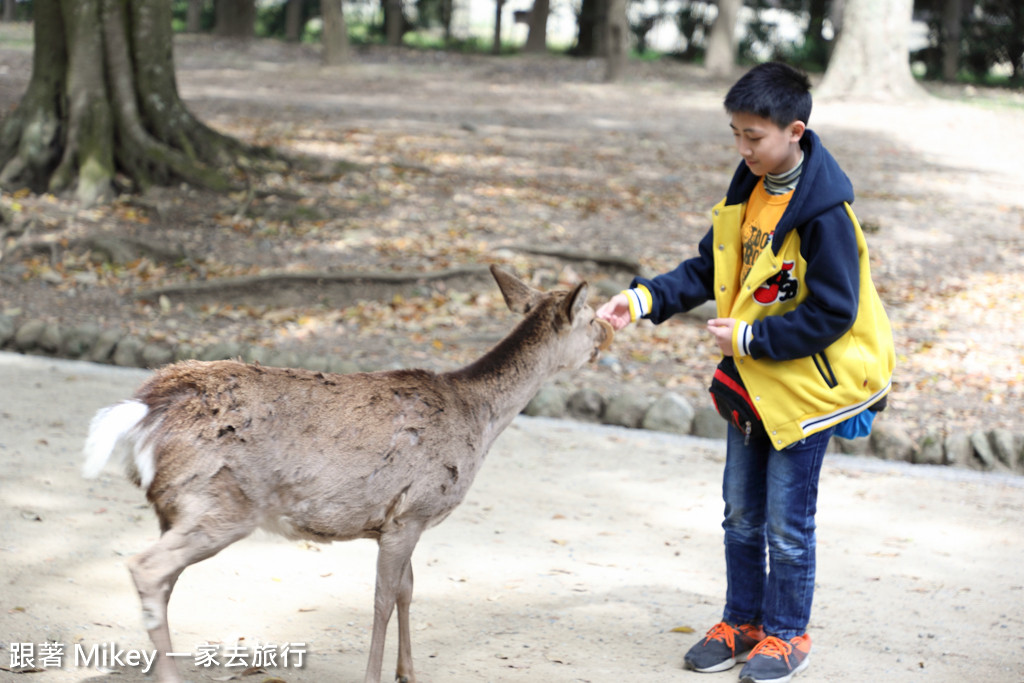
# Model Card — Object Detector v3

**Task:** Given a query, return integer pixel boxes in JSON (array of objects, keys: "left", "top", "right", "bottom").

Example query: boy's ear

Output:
[{"left": 789, "top": 120, "right": 806, "bottom": 142}]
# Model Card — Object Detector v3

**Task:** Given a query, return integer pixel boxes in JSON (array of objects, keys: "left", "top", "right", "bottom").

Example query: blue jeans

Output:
[{"left": 720, "top": 423, "right": 833, "bottom": 640}]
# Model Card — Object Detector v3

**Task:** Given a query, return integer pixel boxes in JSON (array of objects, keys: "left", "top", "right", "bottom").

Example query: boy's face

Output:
[{"left": 729, "top": 112, "right": 806, "bottom": 177}]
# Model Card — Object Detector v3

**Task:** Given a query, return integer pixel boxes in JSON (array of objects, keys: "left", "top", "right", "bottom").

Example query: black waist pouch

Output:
[{"left": 709, "top": 356, "right": 766, "bottom": 443}]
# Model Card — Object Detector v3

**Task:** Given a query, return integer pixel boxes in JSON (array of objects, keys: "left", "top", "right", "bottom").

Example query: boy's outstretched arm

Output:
[{"left": 596, "top": 294, "right": 632, "bottom": 331}]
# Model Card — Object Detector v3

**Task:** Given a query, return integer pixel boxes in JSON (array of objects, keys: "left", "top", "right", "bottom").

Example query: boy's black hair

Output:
[{"left": 723, "top": 62, "right": 812, "bottom": 128}]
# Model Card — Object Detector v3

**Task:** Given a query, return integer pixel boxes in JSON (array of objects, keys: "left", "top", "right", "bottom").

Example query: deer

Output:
[{"left": 82, "top": 264, "right": 614, "bottom": 683}]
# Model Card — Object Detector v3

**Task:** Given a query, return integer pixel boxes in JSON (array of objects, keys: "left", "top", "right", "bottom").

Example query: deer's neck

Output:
[{"left": 448, "top": 315, "right": 557, "bottom": 434}]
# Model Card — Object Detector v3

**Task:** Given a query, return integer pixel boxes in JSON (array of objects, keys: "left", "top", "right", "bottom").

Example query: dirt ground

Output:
[
  {"left": 1, "top": 29, "right": 1023, "bottom": 449},
  {"left": 1, "top": 29, "right": 1024, "bottom": 682},
  {"left": 1, "top": 351, "right": 1023, "bottom": 683}
]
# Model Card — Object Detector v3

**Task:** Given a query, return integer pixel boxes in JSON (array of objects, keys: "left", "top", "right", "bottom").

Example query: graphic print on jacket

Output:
[{"left": 753, "top": 261, "right": 798, "bottom": 305}]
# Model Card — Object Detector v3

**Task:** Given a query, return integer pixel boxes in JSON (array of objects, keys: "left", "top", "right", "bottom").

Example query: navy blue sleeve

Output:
[
  {"left": 747, "top": 208, "right": 860, "bottom": 360},
  {"left": 629, "top": 227, "right": 716, "bottom": 325}
]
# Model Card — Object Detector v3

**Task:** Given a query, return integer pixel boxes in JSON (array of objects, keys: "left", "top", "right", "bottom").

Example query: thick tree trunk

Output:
[
  {"left": 603, "top": 0, "right": 626, "bottom": 82},
  {"left": 0, "top": 0, "right": 257, "bottom": 206},
  {"left": 573, "top": 0, "right": 601, "bottom": 56},
  {"left": 523, "top": 0, "right": 550, "bottom": 54},
  {"left": 186, "top": 0, "right": 204, "bottom": 33},
  {"left": 805, "top": 0, "right": 832, "bottom": 67},
  {"left": 285, "top": 0, "right": 303, "bottom": 42},
  {"left": 705, "top": 0, "right": 741, "bottom": 78},
  {"left": 385, "top": 0, "right": 404, "bottom": 46},
  {"left": 3, "top": 0, "right": 17, "bottom": 22},
  {"left": 0, "top": 0, "right": 67, "bottom": 192},
  {"left": 816, "top": 0, "right": 924, "bottom": 101},
  {"left": 214, "top": 0, "right": 254, "bottom": 38},
  {"left": 939, "top": 0, "right": 962, "bottom": 82},
  {"left": 322, "top": 0, "right": 350, "bottom": 66},
  {"left": 492, "top": 0, "right": 504, "bottom": 54}
]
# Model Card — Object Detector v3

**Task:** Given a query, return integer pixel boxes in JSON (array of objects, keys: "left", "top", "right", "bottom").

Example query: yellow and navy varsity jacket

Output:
[{"left": 626, "top": 130, "right": 894, "bottom": 449}]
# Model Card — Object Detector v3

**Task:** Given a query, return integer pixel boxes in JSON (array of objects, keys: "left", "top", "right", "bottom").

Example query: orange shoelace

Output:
[
  {"left": 703, "top": 622, "right": 741, "bottom": 649},
  {"left": 749, "top": 636, "right": 792, "bottom": 661}
]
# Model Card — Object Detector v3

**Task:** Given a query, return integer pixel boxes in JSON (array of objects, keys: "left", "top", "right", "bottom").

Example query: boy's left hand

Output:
[{"left": 707, "top": 318, "right": 736, "bottom": 356}]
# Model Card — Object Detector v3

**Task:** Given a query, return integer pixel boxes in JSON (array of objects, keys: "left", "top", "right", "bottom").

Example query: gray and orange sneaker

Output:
[
  {"left": 683, "top": 621, "right": 766, "bottom": 673},
  {"left": 738, "top": 633, "right": 811, "bottom": 683}
]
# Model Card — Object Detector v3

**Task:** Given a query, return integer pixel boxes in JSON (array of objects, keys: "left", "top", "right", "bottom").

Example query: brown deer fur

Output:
[{"left": 82, "top": 265, "right": 613, "bottom": 683}]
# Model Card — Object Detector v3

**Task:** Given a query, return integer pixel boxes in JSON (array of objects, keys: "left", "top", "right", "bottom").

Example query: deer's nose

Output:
[{"left": 595, "top": 318, "right": 614, "bottom": 351}]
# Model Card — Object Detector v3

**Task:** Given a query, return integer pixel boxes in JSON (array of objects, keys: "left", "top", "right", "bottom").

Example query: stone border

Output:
[{"left": 3, "top": 313, "right": 1021, "bottom": 475}]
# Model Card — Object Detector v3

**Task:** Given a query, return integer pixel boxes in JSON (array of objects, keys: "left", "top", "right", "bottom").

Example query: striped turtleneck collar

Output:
[{"left": 764, "top": 152, "right": 804, "bottom": 195}]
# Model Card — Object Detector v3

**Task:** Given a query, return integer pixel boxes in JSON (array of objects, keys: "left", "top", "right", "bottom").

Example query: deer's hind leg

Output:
[
  {"left": 395, "top": 559, "right": 415, "bottom": 683},
  {"left": 364, "top": 524, "right": 424, "bottom": 683},
  {"left": 128, "top": 495, "right": 257, "bottom": 683}
]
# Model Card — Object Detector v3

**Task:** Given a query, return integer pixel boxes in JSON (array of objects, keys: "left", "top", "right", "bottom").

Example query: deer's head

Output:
[{"left": 490, "top": 265, "right": 613, "bottom": 370}]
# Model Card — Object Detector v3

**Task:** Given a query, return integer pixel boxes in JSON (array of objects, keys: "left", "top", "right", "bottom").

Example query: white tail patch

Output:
[{"left": 83, "top": 400, "right": 154, "bottom": 487}]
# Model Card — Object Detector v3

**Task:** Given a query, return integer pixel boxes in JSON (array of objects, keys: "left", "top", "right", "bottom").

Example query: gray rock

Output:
[
  {"left": 88, "top": 329, "right": 122, "bottom": 363},
  {"left": 0, "top": 315, "right": 15, "bottom": 346},
  {"left": 38, "top": 322, "right": 63, "bottom": 354},
  {"left": 63, "top": 324, "right": 100, "bottom": 358},
  {"left": 692, "top": 406, "right": 728, "bottom": 440},
  {"left": 301, "top": 355, "right": 332, "bottom": 373},
  {"left": 603, "top": 391, "right": 653, "bottom": 429},
  {"left": 524, "top": 385, "right": 569, "bottom": 418},
  {"left": 14, "top": 319, "right": 46, "bottom": 350},
  {"left": 641, "top": 392, "right": 695, "bottom": 435},
  {"left": 328, "top": 358, "right": 363, "bottom": 375},
  {"left": 835, "top": 435, "right": 872, "bottom": 455},
  {"left": 945, "top": 432, "right": 973, "bottom": 468},
  {"left": 174, "top": 344, "right": 199, "bottom": 362},
  {"left": 869, "top": 421, "right": 917, "bottom": 461},
  {"left": 199, "top": 342, "right": 242, "bottom": 361},
  {"left": 969, "top": 430, "right": 1001, "bottom": 470},
  {"left": 112, "top": 336, "right": 144, "bottom": 367},
  {"left": 267, "top": 351, "right": 299, "bottom": 369},
  {"left": 914, "top": 428, "right": 945, "bottom": 465},
  {"left": 566, "top": 388, "right": 605, "bottom": 423},
  {"left": 141, "top": 344, "right": 174, "bottom": 368},
  {"left": 989, "top": 429, "right": 1020, "bottom": 469},
  {"left": 241, "top": 345, "right": 274, "bottom": 365}
]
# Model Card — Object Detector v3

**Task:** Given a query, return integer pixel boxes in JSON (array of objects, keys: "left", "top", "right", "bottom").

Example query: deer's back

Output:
[{"left": 136, "top": 360, "right": 488, "bottom": 541}]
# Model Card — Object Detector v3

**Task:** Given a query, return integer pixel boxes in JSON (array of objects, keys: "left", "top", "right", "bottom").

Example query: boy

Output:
[{"left": 597, "top": 62, "right": 894, "bottom": 683}]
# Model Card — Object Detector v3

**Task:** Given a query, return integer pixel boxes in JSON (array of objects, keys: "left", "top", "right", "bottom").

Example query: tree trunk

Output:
[
  {"left": 322, "top": 0, "right": 350, "bottom": 66},
  {"left": 186, "top": 0, "right": 204, "bottom": 32},
  {"left": 603, "top": 0, "right": 626, "bottom": 82},
  {"left": 573, "top": 0, "right": 600, "bottom": 56},
  {"left": 939, "top": 0, "right": 962, "bottom": 82},
  {"left": 285, "top": 0, "right": 303, "bottom": 42},
  {"left": 3, "top": 0, "right": 17, "bottom": 22},
  {"left": 523, "top": 0, "right": 550, "bottom": 54},
  {"left": 816, "top": 0, "right": 924, "bottom": 101},
  {"left": 214, "top": 0, "right": 254, "bottom": 38},
  {"left": 492, "top": 0, "right": 504, "bottom": 54},
  {"left": 0, "top": 0, "right": 260, "bottom": 206},
  {"left": 441, "top": 0, "right": 453, "bottom": 44},
  {"left": 704, "top": 0, "right": 741, "bottom": 78},
  {"left": 385, "top": 0, "right": 404, "bottom": 46},
  {"left": 805, "top": 0, "right": 833, "bottom": 67}
]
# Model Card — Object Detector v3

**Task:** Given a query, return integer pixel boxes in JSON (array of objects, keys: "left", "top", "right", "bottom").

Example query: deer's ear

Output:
[
  {"left": 491, "top": 264, "right": 539, "bottom": 314},
  {"left": 565, "top": 281, "right": 588, "bottom": 323}
]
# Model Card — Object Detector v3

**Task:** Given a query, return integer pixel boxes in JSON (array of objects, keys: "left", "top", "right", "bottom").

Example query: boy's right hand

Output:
[{"left": 596, "top": 294, "right": 632, "bottom": 331}]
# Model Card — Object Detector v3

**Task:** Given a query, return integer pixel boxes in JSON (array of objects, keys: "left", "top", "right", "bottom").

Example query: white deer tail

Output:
[{"left": 83, "top": 400, "right": 155, "bottom": 488}]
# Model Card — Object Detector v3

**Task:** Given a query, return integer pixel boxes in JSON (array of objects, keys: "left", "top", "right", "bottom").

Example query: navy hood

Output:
[{"left": 723, "top": 129, "right": 854, "bottom": 253}]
